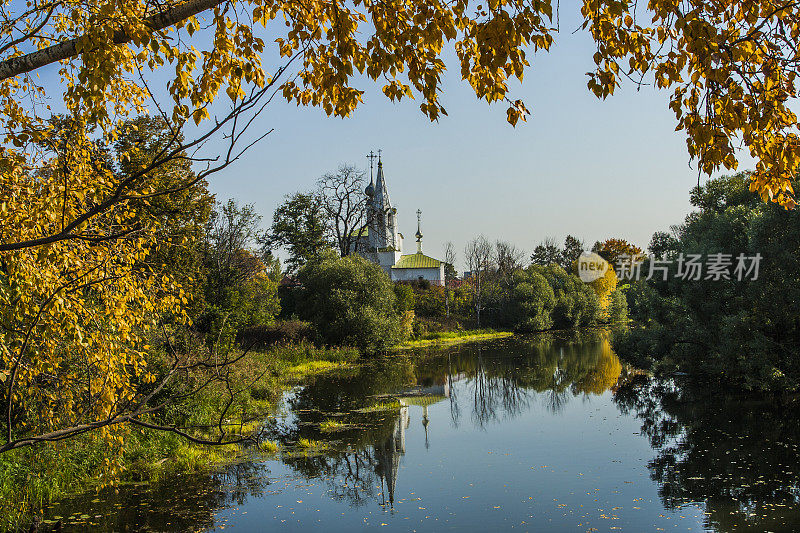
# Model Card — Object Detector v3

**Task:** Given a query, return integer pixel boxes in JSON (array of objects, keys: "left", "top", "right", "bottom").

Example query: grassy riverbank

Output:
[
  {"left": 396, "top": 329, "right": 513, "bottom": 350},
  {"left": 0, "top": 342, "right": 358, "bottom": 531}
]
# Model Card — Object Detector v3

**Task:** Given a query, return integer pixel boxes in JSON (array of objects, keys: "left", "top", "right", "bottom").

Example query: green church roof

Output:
[{"left": 391, "top": 252, "right": 442, "bottom": 269}]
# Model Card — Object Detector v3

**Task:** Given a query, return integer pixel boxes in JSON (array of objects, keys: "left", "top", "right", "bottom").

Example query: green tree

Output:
[
  {"left": 530, "top": 237, "right": 562, "bottom": 267},
  {"left": 508, "top": 269, "right": 555, "bottom": 332},
  {"left": 616, "top": 172, "right": 800, "bottom": 393},
  {"left": 269, "top": 193, "right": 330, "bottom": 274},
  {"left": 297, "top": 253, "right": 401, "bottom": 353},
  {"left": 116, "top": 116, "right": 214, "bottom": 317},
  {"left": 561, "top": 235, "right": 585, "bottom": 269},
  {"left": 647, "top": 231, "right": 679, "bottom": 260},
  {"left": 538, "top": 264, "right": 602, "bottom": 328},
  {"left": 201, "top": 199, "right": 280, "bottom": 350}
]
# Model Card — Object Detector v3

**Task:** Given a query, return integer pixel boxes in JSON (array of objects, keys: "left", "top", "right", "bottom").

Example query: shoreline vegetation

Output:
[
  {"left": 394, "top": 329, "right": 514, "bottom": 350},
  {"left": 2, "top": 326, "right": 513, "bottom": 530}
]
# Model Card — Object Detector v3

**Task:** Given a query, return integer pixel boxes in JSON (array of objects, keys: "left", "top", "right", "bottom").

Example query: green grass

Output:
[
  {"left": 356, "top": 399, "right": 401, "bottom": 413},
  {"left": 319, "top": 419, "right": 347, "bottom": 433},
  {"left": 296, "top": 438, "right": 327, "bottom": 450},
  {"left": 397, "top": 329, "right": 513, "bottom": 350}
]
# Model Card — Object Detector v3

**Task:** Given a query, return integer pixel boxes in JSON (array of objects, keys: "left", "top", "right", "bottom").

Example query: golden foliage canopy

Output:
[
  {"left": 4, "top": 0, "right": 800, "bottom": 455},
  {"left": 2, "top": 1, "right": 800, "bottom": 205}
]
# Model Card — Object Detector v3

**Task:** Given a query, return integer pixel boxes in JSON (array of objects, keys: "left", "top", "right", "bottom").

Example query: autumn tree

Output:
[
  {"left": 5, "top": 0, "right": 800, "bottom": 466},
  {"left": 116, "top": 115, "right": 215, "bottom": 316},
  {"left": 592, "top": 238, "right": 643, "bottom": 268}
]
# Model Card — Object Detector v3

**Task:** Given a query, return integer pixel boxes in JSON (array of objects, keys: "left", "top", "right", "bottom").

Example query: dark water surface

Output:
[{"left": 44, "top": 331, "right": 800, "bottom": 531}]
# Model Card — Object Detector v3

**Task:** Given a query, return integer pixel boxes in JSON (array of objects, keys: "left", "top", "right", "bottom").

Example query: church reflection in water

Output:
[
  {"left": 375, "top": 377, "right": 455, "bottom": 506},
  {"left": 277, "top": 330, "right": 623, "bottom": 510}
]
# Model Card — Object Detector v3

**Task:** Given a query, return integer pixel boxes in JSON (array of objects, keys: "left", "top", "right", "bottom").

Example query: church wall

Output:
[{"left": 391, "top": 266, "right": 445, "bottom": 285}]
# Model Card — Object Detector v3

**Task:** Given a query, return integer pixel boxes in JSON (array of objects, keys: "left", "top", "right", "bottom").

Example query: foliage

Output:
[
  {"left": 296, "top": 252, "right": 402, "bottom": 353},
  {"left": 647, "top": 231, "right": 679, "bottom": 260},
  {"left": 444, "top": 262, "right": 458, "bottom": 281},
  {"left": 538, "top": 264, "right": 602, "bottom": 328},
  {"left": 0, "top": 340, "right": 355, "bottom": 528},
  {"left": 529, "top": 237, "right": 562, "bottom": 267},
  {"left": 507, "top": 268, "right": 555, "bottom": 332},
  {"left": 616, "top": 172, "right": 800, "bottom": 392},
  {"left": 116, "top": 116, "right": 215, "bottom": 317},
  {"left": 238, "top": 320, "right": 313, "bottom": 348},
  {"left": 530, "top": 235, "right": 584, "bottom": 270},
  {"left": 0, "top": 117, "right": 185, "bottom": 466},
  {"left": 592, "top": 238, "right": 643, "bottom": 267},
  {"left": 393, "top": 284, "right": 415, "bottom": 313},
  {"left": 571, "top": 255, "right": 619, "bottom": 312},
  {"left": 268, "top": 193, "right": 330, "bottom": 274},
  {"left": 200, "top": 199, "right": 280, "bottom": 351},
  {"left": 562, "top": 235, "right": 585, "bottom": 268},
  {"left": 608, "top": 286, "right": 629, "bottom": 324}
]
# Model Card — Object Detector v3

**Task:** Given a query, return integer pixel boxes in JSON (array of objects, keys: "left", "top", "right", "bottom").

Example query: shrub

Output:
[{"left": 296, "top": 252, "right": 402, "bottom": 353}]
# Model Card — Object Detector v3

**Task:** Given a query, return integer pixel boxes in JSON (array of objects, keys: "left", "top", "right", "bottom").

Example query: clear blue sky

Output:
[{"left": 202, "top": 6, "right": 752, "bottom": 270}]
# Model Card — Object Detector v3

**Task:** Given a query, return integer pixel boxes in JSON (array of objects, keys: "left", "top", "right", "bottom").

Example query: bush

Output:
[
  {"left": 296, "top": 252, "right": 402, "bottom": 353},
  {"left": 538, "top": 264, "right": 602, "bottom": 328},
  {"left": 197, "top": 273, "right": 281, "bottom": 353},
  {"left": 413, "top": 285, "right": 447, "bottom": 317},
  {"left": 237, "top": 319, "right": 313, "bottom": 348},
  {"left": 393, "top": 283, "right": 415, "bottom": 312},
  {"left": 507, "top": 268, "right": 555, "bottom": 332}
]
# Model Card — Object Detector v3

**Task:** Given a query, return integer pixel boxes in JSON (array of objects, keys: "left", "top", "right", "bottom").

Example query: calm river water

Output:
[{"left": 44, "top": 330, "right": 800, "bottom": 531}]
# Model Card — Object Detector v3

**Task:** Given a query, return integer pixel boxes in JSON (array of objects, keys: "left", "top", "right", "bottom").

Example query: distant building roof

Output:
[{"left": 391, "top": 252, "right": 442, "bottom": 269}]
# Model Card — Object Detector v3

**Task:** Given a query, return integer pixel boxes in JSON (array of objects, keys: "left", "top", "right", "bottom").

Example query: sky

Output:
[
  {"left": 31, "top": 3, "right": 755, "bottom": 271},
  {"left": 198, "top": 5, "right": 752, "bottom": 271}
]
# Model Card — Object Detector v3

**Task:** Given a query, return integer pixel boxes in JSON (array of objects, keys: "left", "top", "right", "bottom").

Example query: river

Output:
[{"left": 42, "top": 330, "right": 800, "bottom": 531}]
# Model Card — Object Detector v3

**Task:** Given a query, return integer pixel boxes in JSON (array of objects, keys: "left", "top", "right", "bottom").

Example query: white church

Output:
[{"left": 350, "top": 155, "right": 445, "bottom": 285}]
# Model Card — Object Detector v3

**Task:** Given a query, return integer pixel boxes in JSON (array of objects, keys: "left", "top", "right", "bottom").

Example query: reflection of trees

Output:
[
  {"left": 614, "top": 374, "right": 800, "bottom": 532},
  {"left": 45, "top": 333, "right": 626, "bottom": 528},
  {"left": 435, "top": 330, "right": 622, "bottom": 420},
  {"left": 470, "top": 348, "right": 531, "bottom": 426},
  {"left": 261, "top": 331, "right": 624, "bottom": 510},
  {"left": 44, "top": 461, "right": 272, "bottom": 531}
]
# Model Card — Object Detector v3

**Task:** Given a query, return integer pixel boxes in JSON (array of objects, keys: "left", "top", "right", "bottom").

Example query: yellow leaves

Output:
[{"left": 192, "top": 107, "right": 209, "bottom": 125}]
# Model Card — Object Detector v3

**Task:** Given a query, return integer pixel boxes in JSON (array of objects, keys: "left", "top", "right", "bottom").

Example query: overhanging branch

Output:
[{"left": 0, "top": 0, "right": 225, "bottom": 80}]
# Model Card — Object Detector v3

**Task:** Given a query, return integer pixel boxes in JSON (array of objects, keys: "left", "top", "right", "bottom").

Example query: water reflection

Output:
[
  {"left": 42, "top": 330, "right": 800, "bottom": 532},
  {"left": 614, "top": 373, "right": 800, "bottom": 532},
  {"left": 43, "top": 461, "right": 273, "bottom": 531},
  {"left": 270, "top": 330, "right": 622, "bottom": 508}
]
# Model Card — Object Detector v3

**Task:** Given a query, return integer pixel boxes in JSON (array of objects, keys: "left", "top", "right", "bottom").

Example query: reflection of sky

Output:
[{"left": 210, "top": 386, "right": 707, "bottom": 532}]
